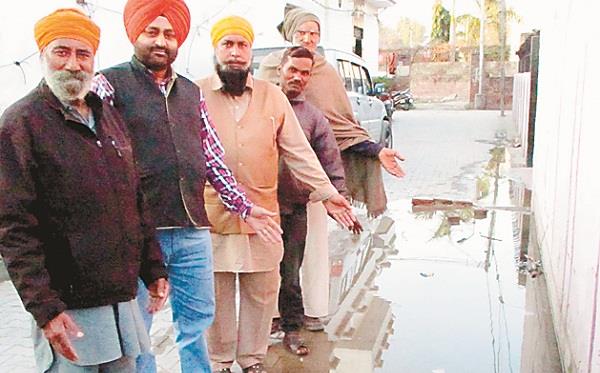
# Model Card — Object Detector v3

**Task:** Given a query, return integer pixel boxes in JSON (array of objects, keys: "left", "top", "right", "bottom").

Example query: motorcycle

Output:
[
  {"left": 373, "top": 83, "right": 394, "bottom": 118},
  {"left": 392, "top": 88, "right": 415, "bottom": 111}
]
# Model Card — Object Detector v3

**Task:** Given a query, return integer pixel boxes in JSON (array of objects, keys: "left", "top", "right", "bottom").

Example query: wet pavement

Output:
[
  {"left": 0, "top": 109, "right": 563, "bottom": 372},
  {"left": 266, "top": 110, "right": 562, "bottom": 372}
]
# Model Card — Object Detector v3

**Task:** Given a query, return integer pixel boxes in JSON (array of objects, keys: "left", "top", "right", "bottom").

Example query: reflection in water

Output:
[
  {"left": 327, "top": 216, "right": 397, "bottom": 372},
  {"left": 267, "top": 140, "right": 561, "bottom": 372},
  {"left": 323, "top": 142, "right": 561, "bottom": 372}
]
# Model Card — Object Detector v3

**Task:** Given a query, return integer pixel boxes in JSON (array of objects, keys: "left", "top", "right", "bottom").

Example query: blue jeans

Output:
[{"left": 136, "top": 228, "right": 214, "bottom": 373}]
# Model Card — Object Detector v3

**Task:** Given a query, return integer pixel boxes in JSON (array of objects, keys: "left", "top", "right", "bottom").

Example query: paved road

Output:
[{"left": 386, "top": 109, "right": 512, "bottom": 201}]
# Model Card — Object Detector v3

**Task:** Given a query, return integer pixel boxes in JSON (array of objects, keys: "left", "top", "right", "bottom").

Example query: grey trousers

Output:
[{"left": 47, "top": 354, "right": 135, "bottom": 373}]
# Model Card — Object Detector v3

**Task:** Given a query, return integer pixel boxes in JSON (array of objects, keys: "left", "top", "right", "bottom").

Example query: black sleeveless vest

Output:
[{"left": 101, "top": 58, "right": 210, "bottom": 228}]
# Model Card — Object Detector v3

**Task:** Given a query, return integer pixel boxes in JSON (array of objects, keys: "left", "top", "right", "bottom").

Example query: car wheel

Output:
[{"left": 379, "top": 119, "right": 393, "bottom": 148}]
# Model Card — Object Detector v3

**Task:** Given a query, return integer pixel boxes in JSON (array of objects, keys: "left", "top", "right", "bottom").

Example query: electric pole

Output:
[
  {"left": 449, "top": 0, "right": 456, "bottom": 62},
  {"left": 475, "top": 0, "right": 486, "bottom": 109},
  {"left": 499, "top": 0, "right": 507, "bottom": 116}
]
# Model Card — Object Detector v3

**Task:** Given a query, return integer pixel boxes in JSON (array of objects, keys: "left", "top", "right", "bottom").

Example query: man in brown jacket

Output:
[
  {"left": 0, "top": 8, "right": 168, "bottom": 372},
  {"left": 196, "top": 16, "right": 358, "bottom": 373}
]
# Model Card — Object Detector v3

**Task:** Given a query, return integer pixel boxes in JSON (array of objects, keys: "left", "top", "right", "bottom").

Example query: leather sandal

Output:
[
  {"left": 283, "top": 331, "right": 310, "bottom": 356},
  {"left": 242, "top": 363, "right": 266, "bottom": 373}
]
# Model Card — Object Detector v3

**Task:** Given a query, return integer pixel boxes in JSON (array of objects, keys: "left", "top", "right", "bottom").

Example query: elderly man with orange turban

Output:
[
  {"left": 196, "top": 16, "right": 358, "bottom": 373},
  {"left": 91, "top": 1, "right": 283, "bottom": 373},
  {"left": 0, "top": 8, "right": 170, "bottom": 373}
]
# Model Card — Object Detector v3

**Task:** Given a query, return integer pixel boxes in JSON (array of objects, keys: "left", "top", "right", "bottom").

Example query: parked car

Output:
[{"left": 252, "top": 47, "right": 393, "bottom": 148}]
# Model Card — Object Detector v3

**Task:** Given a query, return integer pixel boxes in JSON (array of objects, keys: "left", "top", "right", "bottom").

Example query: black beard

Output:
[{"left": 216, "top": 64, "right": 250, "bottom": 96}]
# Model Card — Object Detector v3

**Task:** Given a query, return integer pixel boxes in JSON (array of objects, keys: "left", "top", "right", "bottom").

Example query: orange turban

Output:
[
  {"left": 34, "top": 8, "right": 100, "bottom": 53},
  {"left": 210, "top": 16, "right": 254, "bottom": 47},
  {"left": 123, "top": 0, "right": 191, "bottom": 46}
]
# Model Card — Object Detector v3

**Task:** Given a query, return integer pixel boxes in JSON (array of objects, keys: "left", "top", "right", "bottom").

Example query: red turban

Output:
[{"left": 123, "top": 0, "right": 191, "bottom": 46}]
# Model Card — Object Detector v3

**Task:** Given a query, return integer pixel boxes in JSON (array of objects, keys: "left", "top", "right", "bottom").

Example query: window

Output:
[
  {"left": 338, "top": 60, "right": 353, "bottom": 92},
  {"left": 351, "top": 63, "right": 365, "bottom": 94},
  {"left": 361, "top": 66, "right": 373, "bottom": 95}
]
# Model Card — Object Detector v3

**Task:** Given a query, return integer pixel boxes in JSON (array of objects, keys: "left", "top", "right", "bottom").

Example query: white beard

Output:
[{"left": 42, "top": 62, "right": 92, "bottom": 103}]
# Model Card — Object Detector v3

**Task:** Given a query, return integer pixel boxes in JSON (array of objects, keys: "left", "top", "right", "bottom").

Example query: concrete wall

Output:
[
  {"left": 512, "top": 72, "right": 531, "bottom": 161},
  {"left": 531, "top": 1, "right": 600, "bottom": 372}
]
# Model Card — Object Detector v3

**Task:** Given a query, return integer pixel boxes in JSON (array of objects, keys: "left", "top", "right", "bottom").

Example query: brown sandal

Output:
[{"left": 283, "top": 331, "right": 310, "bottom": 356}]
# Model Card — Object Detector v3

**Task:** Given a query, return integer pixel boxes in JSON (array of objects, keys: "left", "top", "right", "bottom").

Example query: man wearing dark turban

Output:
[
  {"left": 91, "top": 1, "right": 282, "bottom": 373},
  {"left": 0, "top": 8, "right": 169, "bottom": 372}
]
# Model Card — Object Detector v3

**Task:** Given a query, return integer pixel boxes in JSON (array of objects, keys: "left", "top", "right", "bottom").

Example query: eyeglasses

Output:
[{"left": 295, "top": 30, "right": 320, "bottom": 39}]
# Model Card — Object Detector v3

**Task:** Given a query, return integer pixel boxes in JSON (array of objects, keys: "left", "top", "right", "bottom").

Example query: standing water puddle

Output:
[{"left": 323, "top": 145, "right": 562, "bottom": 373}]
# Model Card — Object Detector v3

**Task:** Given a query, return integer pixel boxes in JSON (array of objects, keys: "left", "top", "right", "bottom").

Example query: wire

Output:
[
  {"left": 308, "top": 0, "right": 353, "bottom": 12},
  {"left": 77, "top": 0, "right": 122, "bottom": 15},
  {"left": 486, "top": 266, "right": 499, "bottom": 373},
  {"left": 184, "top": 3, "right": 240, "bottom": 75},
  {"left": 0, "top": 51, "right": 38, "bottom": 85}
]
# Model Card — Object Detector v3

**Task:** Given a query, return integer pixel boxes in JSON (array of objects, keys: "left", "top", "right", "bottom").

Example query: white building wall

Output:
[
  {"left": 361, "top": 7, "right": 381, "bottom": 75},
  {"left": 532, "top": 0, "right": 600, "bottom": 372}
]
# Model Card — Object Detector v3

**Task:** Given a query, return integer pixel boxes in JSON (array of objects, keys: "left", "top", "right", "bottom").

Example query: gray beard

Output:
[{"left": 43, "top": 67, "right": 92, "bottom": 103}]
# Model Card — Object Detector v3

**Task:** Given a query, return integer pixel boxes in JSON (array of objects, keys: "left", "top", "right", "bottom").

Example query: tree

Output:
[
  {"left": 380, "top": 18, "right": 426, "bottom": 50},
  {"left": 431, "top": 0, "right": 451, "bottom": 43},
  {"left": 455, "top": 0, "right": 521, "bottom": 47},
  {"left": 455, "top": 14, "right": 480, "bottom": 46}
]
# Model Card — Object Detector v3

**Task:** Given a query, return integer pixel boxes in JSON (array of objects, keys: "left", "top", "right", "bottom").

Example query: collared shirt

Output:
[
  {"left": 59, "top": 101, "right": 96, "bottom": 133},
  {"left": 91, "top": 60, "right": 252, "bottom": 219}
]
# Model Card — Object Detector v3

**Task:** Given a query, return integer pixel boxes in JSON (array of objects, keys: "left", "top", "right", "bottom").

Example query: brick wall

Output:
[
  {"left": 409, "top": 62, "right": 471, "bottom": 101},
  {"left": 407, "top": 60, "right": 517, "bottom": 107},
  {"left": 469, "top": 60, "right": 518, "bottom": 109}
]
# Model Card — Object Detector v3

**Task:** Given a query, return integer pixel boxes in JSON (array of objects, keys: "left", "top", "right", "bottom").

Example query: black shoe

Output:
[{"left": 213, "top": 368, "right": 232, "bottom": 373}]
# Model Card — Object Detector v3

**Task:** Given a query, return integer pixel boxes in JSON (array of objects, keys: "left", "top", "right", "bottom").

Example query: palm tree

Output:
[{"left": 455, "top": 0, "right": 521, "bottom": 47}]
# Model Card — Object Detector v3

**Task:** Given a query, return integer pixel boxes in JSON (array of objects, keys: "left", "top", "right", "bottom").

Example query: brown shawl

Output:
[{"left": 256, "top": 50, "right": 387, "bottom": 216}]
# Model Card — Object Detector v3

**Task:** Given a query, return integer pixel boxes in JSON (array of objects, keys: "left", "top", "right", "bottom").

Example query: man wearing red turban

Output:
[
  {"left": 123, "top": 0, "right": 191, "bottom": 47},
  {"left": 91, "top": 1, "right": 282, "bottom": 373}
]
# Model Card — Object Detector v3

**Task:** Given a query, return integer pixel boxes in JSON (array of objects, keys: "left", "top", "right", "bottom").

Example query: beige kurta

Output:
[{"left": 196, "top": 74, "right": 337, "bottom": 272}]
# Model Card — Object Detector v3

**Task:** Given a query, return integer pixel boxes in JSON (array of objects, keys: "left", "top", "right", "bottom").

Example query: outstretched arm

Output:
[{"left": 199, "top": 94, "right": 282, "bottom": 242}]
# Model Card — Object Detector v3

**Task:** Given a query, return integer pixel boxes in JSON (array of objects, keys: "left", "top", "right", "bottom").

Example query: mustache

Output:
[{"left": 52, "top": 70, "right": 89, "bottom": 83}]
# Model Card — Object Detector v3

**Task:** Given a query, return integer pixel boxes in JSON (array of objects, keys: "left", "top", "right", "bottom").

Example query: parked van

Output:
[{"left": 252, "top": 47, "right": 393, "bottom": 148}]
